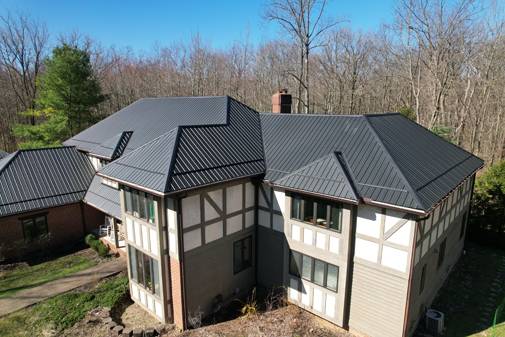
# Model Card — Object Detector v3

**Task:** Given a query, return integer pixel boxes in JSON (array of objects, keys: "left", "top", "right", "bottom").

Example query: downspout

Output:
[
  {"left": 176, "top": 197, "right": 188, "bottom": 330},
  {"left": 342, "top": 204, "right": 358, "bottom": 329},
  {"left": 402, "top": 217, "right": 419, "bottom": 337}
]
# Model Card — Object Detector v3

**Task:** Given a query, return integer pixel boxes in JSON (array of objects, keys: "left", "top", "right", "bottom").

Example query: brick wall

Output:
[
  {"left": 0, "top": 202, "right": 103, "bottom": 261},
  {"left": 170, "top": 256, "right": 186, "bottom": 329}
]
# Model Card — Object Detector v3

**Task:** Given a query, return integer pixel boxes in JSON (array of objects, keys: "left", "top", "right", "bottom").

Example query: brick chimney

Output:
[{"left": 272, "top": 89, "right": 292, "bottom": 113}]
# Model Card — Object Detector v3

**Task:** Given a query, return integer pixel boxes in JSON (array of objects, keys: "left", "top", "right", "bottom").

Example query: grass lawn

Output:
[
  {"left": 430, "top": 242, "right": 505, "bottom": 337},
  {"left": 0, "top": 275, "right": 128, "bottom": 337},
  {"left": 0, "top": 249, "right": 98, "bottom": 298}
]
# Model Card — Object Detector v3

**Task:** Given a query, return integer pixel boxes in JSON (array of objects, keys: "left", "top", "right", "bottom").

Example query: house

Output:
[
  {"left": 0, "top": 147, "right": 103, "bottom": 261},
  {"left": 32, "top": 91, "right": 480, "bottom": 337}
]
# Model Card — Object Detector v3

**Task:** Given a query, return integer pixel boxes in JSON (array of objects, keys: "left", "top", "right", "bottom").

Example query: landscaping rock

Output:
[
  {"left": 110, "top": 325, "right": 124, "bottom": 336},
  {"left": 103, "top": 317, "right": 113, "bottom": 324},
  {"left": 121, "top": 328, "right": 133, "bottom": 337},
  {"left": 132, "top": 328, "right": 143, "bottom": 337}
]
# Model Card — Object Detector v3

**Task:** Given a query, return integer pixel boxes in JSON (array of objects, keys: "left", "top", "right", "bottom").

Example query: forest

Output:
[{"left": 0, "top": 0, "right": 504, "bottom": 167}]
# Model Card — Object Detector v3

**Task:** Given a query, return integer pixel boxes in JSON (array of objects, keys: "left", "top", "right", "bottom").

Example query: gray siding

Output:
[
  {"left": 349, "top": 263, "right": 408, "bottom": 337},
  {"left": 257, "top": 225, "right": 285, "bottom": 288},
  {"left": 184, "top": 228, "right": 255, "bottom": 317}
]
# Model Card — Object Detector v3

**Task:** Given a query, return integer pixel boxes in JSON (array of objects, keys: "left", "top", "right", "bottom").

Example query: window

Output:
[
  {"left": 125, "top": 187, "right": 133, "bottom": 213},
  {"left": 128, "top": 245, "right": 160, "bottom": 296},
  {"left": 291, "top": 196, "right": 302, "bottom": 220},
  {"left": 288, "top": 249, "right": 339, "bottom": 292},
  {"left": 313, "top": 260, "right": 325, "bottom": 286},
  {"left": 233, "top": 236, "right": 252, "bottom": 274},
  {"left": 301, "top": 255, "right": 312, "bottom": 280},
  {"left": 419, "top": 264, "right": 427, "bottom": 294},
  {"left": 290, "top": 193, "right": 342, "bottom": 232},
  {"left": 437, "top": 239, "right": 447, "bottom": 269},
  {"left": 21, "top": 214, "right": 48, "bottom": 242},
  {"left": 460, "top": 212, "right": 467, "bottom": 240},
  {"left": 329, "top": 205, "right": 342, "bottom": 232},
  {"left": 326, "top": 265, "right": 339, "bottom": 291},
  {"left": 124, "top": 187, "right": 156, "bottom": 223}
]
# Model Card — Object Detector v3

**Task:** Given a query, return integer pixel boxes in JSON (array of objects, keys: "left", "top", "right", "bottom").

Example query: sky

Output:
[{"left": 0, "top": 0, "right": 397, "bottom": 53}]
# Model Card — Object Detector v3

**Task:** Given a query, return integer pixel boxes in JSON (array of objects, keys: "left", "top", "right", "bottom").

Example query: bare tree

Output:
[
  {"left": 0, "top": 13, "right": 48, "bottom": 124},
  {"left": 265, "top": 0, "right": 338, "bottom": 113}
]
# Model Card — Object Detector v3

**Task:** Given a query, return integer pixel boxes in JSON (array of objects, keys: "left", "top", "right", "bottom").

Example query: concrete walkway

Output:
[{"left": 0, "top": 257, "right": 126, "bottom": 317}]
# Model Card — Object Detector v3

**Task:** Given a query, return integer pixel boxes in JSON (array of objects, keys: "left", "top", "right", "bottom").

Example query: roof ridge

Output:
[
  {"left": 0, "top": 151, "right": 20, "bottom": 176},
  {"left": 164, "top": 127, "right": 183, "bottom": 193},
  {"left": 333, "top": 151, "right": 360, "bottom": 201},
  {"left": 17, "top": 145, "right": 75, "bottom": 153},
  {"left": 364, "top": 115, "right": 426, "bottom": 210}
]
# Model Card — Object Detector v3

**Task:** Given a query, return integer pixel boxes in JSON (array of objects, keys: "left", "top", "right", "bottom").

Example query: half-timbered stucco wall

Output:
[{"left": 179, "top": 180, "right": 256, "bottom": 319}]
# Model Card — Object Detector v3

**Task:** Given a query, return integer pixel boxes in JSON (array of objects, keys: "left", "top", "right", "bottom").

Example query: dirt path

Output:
[{"left": 0, "top": 257, "right": 126, "bottom": 317}]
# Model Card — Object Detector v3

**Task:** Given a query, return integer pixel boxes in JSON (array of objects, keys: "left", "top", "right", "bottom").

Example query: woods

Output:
[{"left": 0, "top": 0, "right": 503, "bottom": 166}]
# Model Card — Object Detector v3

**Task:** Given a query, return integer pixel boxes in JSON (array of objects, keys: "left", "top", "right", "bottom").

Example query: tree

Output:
[
  {"left": 14, "top": 44, "right": 105, "bottom": 148},
  {"left": 266, "top": 0, "right": 338, "bottom": 113},
  {"left": 0, "top": 13, "right": 48, "bottom": 150}
]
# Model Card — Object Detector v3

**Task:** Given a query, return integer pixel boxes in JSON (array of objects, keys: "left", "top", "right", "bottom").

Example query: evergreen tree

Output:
[{"left": 14, "top": 44, "right": 105, "bottom": 148}]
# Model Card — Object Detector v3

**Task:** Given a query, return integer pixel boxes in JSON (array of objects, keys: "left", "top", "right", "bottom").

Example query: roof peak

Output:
[{"left": 260, "top": 112, "right": 401, "bottom": 118}]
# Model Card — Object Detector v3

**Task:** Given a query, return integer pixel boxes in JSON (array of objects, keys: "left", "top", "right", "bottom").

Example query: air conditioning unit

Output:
[{"left": 426, "top": 309, "right": 444, "bottom": 336}]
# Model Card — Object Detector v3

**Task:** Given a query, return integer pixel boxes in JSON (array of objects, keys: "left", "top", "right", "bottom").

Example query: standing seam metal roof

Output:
[
  {"left": 65, "top": 96, "right": 482, "bottom": 215},
  {"left": 98, "top": 97, "right": 265, "bottom": 194},
  {"left": 0, "top": 147, "right": 95, "bottom": 217}
]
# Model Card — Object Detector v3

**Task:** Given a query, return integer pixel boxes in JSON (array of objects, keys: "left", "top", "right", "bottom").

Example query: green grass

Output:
[
  {"left": 431, "top": 242, "right": 505, "bottom": 337},
  {"left": 0, "top": 251, "right": 97, "bottom": 298},
  {"left": 0, "top": 275, "right": 128, "bottom": 337}
]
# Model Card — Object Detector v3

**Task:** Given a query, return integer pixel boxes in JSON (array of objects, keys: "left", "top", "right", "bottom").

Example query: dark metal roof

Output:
[
  {"left": 98, "top": 97, "right": 265, "bottom": 194},
  {"left": 89, "top": 131, "right": 133, "bottom": 160},
  {"left": 0, "top": 147, "right": 95, "bottom": 217},
  {"left": 274, "top": 152, "right": 359, "bottom": 203},
  {"left": 99, "top": 128, "right": 179, "bottom": 193},
  {"left": 84, "top": 176, "right": 121, "bottom": 219},
  {"left": 260, "top": 113, "right": 483, "bottom": 212},
  {"left": 366, "top": 114, "right": 484, "bottom": 210},
  {"left": 66, "top": 95, "right": 482, "bottom": 213},
  {"left": 64, "top": 96, "right": 229, "bottom": 154}
]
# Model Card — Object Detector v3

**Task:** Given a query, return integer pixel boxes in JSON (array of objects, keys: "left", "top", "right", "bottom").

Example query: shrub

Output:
[
  {"left": 84, "top": 234, "right": 96, "bottom": 246},
  {"left": 84, "top": 234, "right": 109, "bottom": 257},
  {"left": 240, "top": 288, "right": 257, "bottom": 316}
]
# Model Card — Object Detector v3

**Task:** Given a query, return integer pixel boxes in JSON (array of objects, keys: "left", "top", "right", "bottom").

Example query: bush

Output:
[
  {"left": 84, "top": 234, "right": 109, "bottom": 257},
  {"left": 470, "top": 160, "right": 505, "bottom": 246},
  {"left": 84, "top": 234, "right": 96, "bottom": 246}
]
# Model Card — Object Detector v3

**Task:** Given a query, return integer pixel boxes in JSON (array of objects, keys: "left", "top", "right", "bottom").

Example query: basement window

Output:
[
  {"left": 233, "top": 236, "right": 252, "bottom": 274},
  {"left": 21, "top": 214, "right": 48, "bottom": 242}
]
